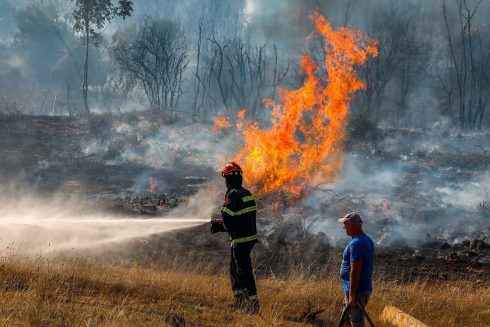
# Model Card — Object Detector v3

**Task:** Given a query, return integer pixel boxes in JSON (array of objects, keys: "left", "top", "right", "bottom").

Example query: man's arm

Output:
[
  {"left": 221, "top": 192, "right": 236, "bottom": 231},
  {"left": 349, "top": 261, "right": 362, "bottom": 307}
]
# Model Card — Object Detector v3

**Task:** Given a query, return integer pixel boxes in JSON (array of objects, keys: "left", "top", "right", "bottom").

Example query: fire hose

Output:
[{"left": 338, "top": 301, "right": 375, "bottom": 327}]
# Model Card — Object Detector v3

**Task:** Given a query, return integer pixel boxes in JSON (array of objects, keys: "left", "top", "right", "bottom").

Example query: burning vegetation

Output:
[
  {"left": 0, "top": 9, "right": 488, "bottom": 280},
  {"left": 0, "top": 1, "right": 489, "bottom": 325},
  {"left": 234, "top": 14, "right": 378, "bottom": 199}
]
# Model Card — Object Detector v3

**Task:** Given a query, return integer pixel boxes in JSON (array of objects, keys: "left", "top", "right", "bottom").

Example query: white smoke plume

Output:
[
  {"left": 308, "top": 151, "right": 490, "bottom": 246},
  {"left": 0, "top": 189, "right": 214, "bottom": 255}
]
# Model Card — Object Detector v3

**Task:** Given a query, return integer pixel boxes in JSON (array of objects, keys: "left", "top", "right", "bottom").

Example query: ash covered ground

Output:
[{"left": 0, "top": 113, "right": 489, "bottom": 282}]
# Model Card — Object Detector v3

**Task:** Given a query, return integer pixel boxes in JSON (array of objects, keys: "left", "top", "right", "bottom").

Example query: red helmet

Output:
[{"left": 221, "top": 162, "right": 242, "bottom": 177}]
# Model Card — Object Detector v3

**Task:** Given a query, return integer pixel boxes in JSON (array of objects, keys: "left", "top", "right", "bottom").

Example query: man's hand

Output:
[{"left": 348, "top": 294, "right": 358, "bottom": 308}]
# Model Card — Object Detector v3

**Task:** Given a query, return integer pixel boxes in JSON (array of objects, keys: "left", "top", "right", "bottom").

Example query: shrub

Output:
[
  {"left": 477, "top": 200, "right": 490, "bottom": 219},
  {"left": 347, "top": 114, "right": 381, "bottom": 144}
]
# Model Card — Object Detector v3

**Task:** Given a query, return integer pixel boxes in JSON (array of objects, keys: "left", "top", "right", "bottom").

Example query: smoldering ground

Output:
[
  {"left": 300, "top": 130, "right": 490, "bottom": 248},
  {"left": 0, "top": 0, "right": 489, "bottom": 266},
  {"left": 0, "top": 114, "right": 231, "bottom": 255},
  {"left": 0, "top": 112, "right": 490, "bottom": 282},
  {"left": 2, "top": 112, "right": 490, "bottom": 251}
]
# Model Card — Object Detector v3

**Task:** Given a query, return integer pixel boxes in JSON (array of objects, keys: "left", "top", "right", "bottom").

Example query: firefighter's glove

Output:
[{"left": 210, "top": 219, "right": 226, "bottom": 234}]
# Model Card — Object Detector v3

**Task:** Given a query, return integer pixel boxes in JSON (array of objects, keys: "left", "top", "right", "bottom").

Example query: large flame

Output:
[{"left": 235, "top": 14, "right": 378, "bottom": 198}]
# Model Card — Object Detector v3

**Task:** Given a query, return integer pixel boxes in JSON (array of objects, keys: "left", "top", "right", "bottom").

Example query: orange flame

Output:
[
  {"left": 235, "top": 110, "right": 246, "bottom": 130},
  {"left": 172, "top": 143, "right": 180, "bottom": 156},
  {"left": 212, "top": 112, "right": 231, "bottom": 132},
  {"left": 148, "top": 176, "right": 155, "bottom": 194},
  {"left": 235, "top": 14, "right": 378, "bottom": 199}
]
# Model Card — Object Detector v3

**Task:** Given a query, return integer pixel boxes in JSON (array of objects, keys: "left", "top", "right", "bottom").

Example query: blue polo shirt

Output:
[{"left": 340, "top": 233, "right": 375, "bottom": 293}]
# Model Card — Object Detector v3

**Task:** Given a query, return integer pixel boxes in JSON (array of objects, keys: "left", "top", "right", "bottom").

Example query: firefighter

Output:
[{"left": 211, "top": 161, "right": 259, "bottom": 313}]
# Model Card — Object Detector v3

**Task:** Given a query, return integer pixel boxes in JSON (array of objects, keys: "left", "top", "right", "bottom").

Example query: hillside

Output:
[{"left": 0, "top": 114, "right": 489, "bottom": 326}]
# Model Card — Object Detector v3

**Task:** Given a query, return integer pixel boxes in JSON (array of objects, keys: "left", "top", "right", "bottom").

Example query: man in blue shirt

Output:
[{"left": 338, "top": 212, "right": 375, "bottom": 327}]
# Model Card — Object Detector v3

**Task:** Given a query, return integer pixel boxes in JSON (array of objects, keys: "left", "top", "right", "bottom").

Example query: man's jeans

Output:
[{"left": 343, "top": 292, "right": 371, "bottom": 327}]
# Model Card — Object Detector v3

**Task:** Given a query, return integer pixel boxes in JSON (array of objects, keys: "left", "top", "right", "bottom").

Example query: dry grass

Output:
[{"left": 0, "top": 256, "right": 487, "bottom": 327}]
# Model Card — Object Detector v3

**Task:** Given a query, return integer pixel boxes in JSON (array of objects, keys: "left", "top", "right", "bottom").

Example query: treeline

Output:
[{"left": 0, "top": 0, "right": 489, "bottom": 130}]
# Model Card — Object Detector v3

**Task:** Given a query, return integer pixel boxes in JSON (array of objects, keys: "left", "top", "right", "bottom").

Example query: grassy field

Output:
[{"left": 0, "top": 256, "right": 488, "bottom": 327}]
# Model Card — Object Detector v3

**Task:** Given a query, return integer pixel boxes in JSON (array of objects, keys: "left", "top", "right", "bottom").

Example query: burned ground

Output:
[
  {"left": 0, "top": 113, "right": 212, "bottom": 197},
  {"left": 0, "top": 113, "right": 489, "bottom": 284},
  {"left": 77, "top": 219, "right": 489, "bottom": 284}
]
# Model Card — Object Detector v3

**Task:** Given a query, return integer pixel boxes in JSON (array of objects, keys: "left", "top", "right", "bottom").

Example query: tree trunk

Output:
[{"left": 83, "top": 22, "right": 90, "bottom": 115}]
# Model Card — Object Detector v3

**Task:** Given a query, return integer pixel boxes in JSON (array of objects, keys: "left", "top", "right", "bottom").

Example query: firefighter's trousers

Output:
[{"left": 230, "top": 241, "right": 257, "bottom": 301}]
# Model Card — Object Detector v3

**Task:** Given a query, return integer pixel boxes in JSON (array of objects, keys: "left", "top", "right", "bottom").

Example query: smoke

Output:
[
  {"left": 1, "top": 0, "right": 490, "bottom": 254},
  {"left": 0, "top": 189, "right": 213, "bottom": 255},
  {"left": 333, "top": 155, "right": 407, "bottom": 194},
  {"left": 0, "top": 0, "right": 487, "bottom": 126},
  {"left": 0, "top": 115, "right": 234, "bottom": 257},
  {"left": 307, "top": 150, "right": 490, "bottom": 247},
  {"left": 436, "top": 172, "right": 490, "bottom": 209},
  {"left": 106, "top": 119, "right": 238, "bottom": 172},
  {"left": 0, "top": 114, "right": 230, "bottom": 255}
]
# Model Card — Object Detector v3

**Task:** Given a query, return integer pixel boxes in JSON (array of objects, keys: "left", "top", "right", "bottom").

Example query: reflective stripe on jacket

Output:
[{"left": 221, "top": 187, "right": 257, "bottom": 247}]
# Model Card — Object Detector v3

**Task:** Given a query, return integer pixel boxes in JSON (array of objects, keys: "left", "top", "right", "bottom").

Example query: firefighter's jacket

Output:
[{"left": 221, "top": 186, "right": 257, "bottom": 247}]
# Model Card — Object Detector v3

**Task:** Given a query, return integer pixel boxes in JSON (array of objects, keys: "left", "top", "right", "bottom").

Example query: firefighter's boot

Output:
[
  {"left": 230, "top": 293, "right": 246, "bottom": 309},
  {"left": 246, "top": 299, "right": 260, "bottom": 314}
]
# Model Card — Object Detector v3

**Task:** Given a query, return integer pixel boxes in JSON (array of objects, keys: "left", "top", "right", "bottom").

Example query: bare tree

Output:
[
  {"left": 1, "top": 97, "right": 24, "bottom": 115},
  {"left": 192, "top": 17, "right": 204, "bottom": 118},
  {"left": 198, "top": 35, "right": 288, "bottom": 119},
  {"left": 71, "top": 0, "right": 133, "bottom": 114},
  {"left": 113, "top": 17, "right": 189, "bottom": 113},
  {"left": 270, "top": 44, "right": 290, "bottom": 102},
  {"left": 393, "top": 17, "right": 432, "bottom": 126},
  {"left": 349, "top": 4, "right": 432, "bottom": 127},
  {"left": 359, "top": 6, "right": 408, "bottom": 119},
  {"left": 440, "top": 0, "right": 490, "bottom": 130}
]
